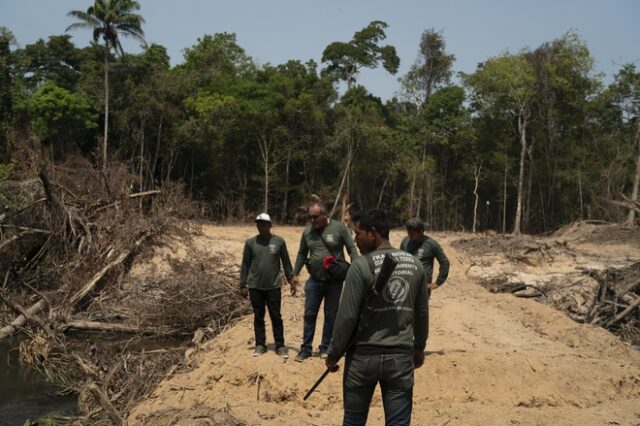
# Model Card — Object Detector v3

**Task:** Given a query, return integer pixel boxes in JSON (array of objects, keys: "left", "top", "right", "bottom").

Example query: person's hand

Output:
[
  {"left": 325, "top": 355, "right": 340, "bottom": 372},
  {"left": 413, "top": 349, "right": 425, "bottom": 369},
  {"left": 290, "top": 280, "right": 298, "bottom": 297},
  {"left": 292, "top": 275, "right": 300, "bottom": 287},
  {"left": 427, "top": 282, "right": 438, "bottom": 290},
  {"left": 239, "top": 288, "right": 248, "bottom": 299}
]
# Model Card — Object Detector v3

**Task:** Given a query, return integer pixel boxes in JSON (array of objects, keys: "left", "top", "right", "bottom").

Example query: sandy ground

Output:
[{"left": 128, "top": 224, "right": 640, "bottom": 426}]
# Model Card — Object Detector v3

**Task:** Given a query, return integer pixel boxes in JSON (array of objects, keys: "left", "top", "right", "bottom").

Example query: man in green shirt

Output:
[
  {"left": 325, "top": 208, "right": 428, "bottom": 425},
  {"left": 240, "top": 213, "right": 295, "bottom": 358},
  {"left": 400, "top": 218, "right": 450, "bottom": 290},
  {"left": 400, "top": 218, "right": 450, "bottom": 346},
  {"left": 400, "top": 217, "right": 449, "bottom": 348},
  {"left": 292, "top": 202, "right": 358, "bottom": 362}
]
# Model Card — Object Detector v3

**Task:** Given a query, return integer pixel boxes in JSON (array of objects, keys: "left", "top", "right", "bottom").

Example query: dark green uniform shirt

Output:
[
  {"left": 293, "top": 220, "right": 358, "bottom": 282},
  {"left": 327, "top": 248, "right": 429, "bottom": 358},
  {"left": 240, "top": 235, "right": 293, "bottom": 290},
  {"left": 400, "top": 236, "right": 450, "bottom": 285}
]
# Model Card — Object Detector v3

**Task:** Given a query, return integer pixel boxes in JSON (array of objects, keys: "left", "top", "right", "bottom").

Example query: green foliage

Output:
[
  {"left": 66, "top": 0, "right": 147, "bottom": 55},
  {"left": 29, "top": 81, "right": 97, "bottom": 151},
  {"left": 322, "top": 21, "right": 399, "bottom": 88},
  {"left": 1, "top": 18, "right": 633, "bottom": 230},
  {"left": 0, "top": 162, "right": 13, "bottom": 181}
]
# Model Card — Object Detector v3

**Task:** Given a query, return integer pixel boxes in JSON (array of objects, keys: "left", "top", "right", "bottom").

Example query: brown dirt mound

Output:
[{"left": 129, "top": 225, "right": 640, "bottom": 426}]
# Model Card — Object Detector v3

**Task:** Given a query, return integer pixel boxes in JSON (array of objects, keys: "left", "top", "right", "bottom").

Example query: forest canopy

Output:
[{"left": 1, "top": 18, "right": 639, "bottom": 233}]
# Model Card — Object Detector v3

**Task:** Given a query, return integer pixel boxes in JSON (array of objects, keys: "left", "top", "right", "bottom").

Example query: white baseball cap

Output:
[{"left": 255, "top": 213, "right": 271, "bottom": 222}]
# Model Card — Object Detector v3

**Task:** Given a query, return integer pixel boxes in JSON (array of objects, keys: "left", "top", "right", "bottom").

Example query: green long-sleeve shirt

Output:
[
  {"left": 293, "top": 220, "right": 358, "bottom": 282},
  {"left": 400, "top": 236, "right": 450, "bottom": 285},
  {"left": 327, "top": 248, "right": 429, "bottom": 358},
  {"left": 240, "top": 234, "right": 293, "bottom": 290}
]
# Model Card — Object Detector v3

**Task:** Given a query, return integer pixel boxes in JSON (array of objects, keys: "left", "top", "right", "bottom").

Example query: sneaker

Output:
[
  {"left": 276, "top": 347, "right": 289, "bottom": 359},
  {"left": 253, "top": 345, "right": 267, "bottom": 356},
  {"left": 319, "top": 352, "right": 328, "bottom": 360},
  {"left": 294, "top": 351, "right": 311, "bottom": 362}
]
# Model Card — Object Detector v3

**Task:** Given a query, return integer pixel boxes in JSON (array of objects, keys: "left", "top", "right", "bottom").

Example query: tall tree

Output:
[
  {"left": 321, "top": 20, "right": 399, "bottom": 89},
  {"left": 401, "top": 29, "right": 455, "bottom": 105},
  {"left": 0, "top": 28, "right": 16, "bottom": 160},
  {"left": 465, "top": 53, "right": 536, "bottom": 235},
  {"left": 401, "top": 29, "right": 455, "bottom": 217},
  {"left": 66, "top": 0, "right": 146, "bottom": 171},
  {"left": 609, "top": 64, "right": 640, "bottom": 225}
]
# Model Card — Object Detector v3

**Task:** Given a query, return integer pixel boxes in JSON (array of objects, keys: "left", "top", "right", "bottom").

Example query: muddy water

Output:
[{"left": 0, "top": 338, "right": 76, "bottom": 426}]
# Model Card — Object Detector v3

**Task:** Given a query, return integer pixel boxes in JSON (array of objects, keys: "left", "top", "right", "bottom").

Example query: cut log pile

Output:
[
  {"left": 0, "top": 156, "right": 249, "bottom": 425},
  {"left": 454, "top": 227, "right": 640, "bottom": 348}
]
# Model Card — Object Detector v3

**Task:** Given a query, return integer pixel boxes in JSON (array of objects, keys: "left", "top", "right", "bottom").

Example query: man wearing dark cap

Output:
[{"left": 240, "top": 213, "right": 295, "bottom": 358}]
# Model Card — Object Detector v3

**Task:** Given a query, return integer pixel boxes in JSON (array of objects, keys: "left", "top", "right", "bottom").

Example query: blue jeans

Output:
[
  {"left": 342, "top": 352, "right": 414, "bottom": 426},
  {"left": 300, "top": 277, "right": 343, "bottom": 354}
]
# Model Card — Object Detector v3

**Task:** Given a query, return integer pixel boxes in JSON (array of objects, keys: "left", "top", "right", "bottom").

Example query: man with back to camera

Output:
[
  {"left": 291, "top": 202, "right": 359, "bottom": 362},
  {"left": 325, "top": 208, "right": 428, "bottom": 426},
  {"left": 240, "top": 213, "right": 295, "bottom": 358},
  {"left": 401, "top": 218, "right": 450, "bottom": 344}
]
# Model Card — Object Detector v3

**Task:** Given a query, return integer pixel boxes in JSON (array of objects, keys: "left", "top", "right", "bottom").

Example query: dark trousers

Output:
[
  {"left": 300, "top": 277, "right": 343, "bottom": 354},
  {"left": 342, "top": 352, "right": 415, "bottom": 426},
  {"left": 249, "top": 287, "right": 284, "bottom": 348}
]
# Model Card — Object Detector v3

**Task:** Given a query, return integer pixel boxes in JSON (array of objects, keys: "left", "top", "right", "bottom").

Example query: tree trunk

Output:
[
  {"left": 281, "top": 148, "right": 291, "bottom": 223},
  {"left": 502, "top": 147, "right": 507, "bottom": 234},
  {"left": 256, "top": 130, "right": 271, "bottom": 214},
  {"left": 330, "top": 146, "right": 352, "bottom": 219},
  {"left": 578, "top": 167, "right": 584, "bottom": 220},
  {"left": 377, "top": 173, "right": 390, "bottom": 208},
  {"left": 524, "top": 138, "right": 534, "bottom": 230},
  {"left": 513, "top": 111, "right": 528, "bottom": 235},
  {"left": 151, "top": 114, "right": 163, "bottom": 186},
  {"left": 626, "top": 125, "right": 640, "bottom": 225},
  {"left": 103, "top": 47, "right": 109, "bottom": 173},
  {"left": 472, "top": 165, "right": 481, "bottom": 233},
  {"left": 138, "top": 120, "right": 145, "bottom": 211},
  {"left": 409, "top": 167, "right": 417, "bottom": 217},
  {"left": 264, "top": 155, "right": 269, "bottom": 213}
]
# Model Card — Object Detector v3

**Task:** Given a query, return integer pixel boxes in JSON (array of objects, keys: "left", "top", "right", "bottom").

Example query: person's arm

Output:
[
  {"left": 431, "top": 240, "right": 450, "bottom": 286},
  {"left": 292, "top": 230, "right": 309, "bottom": 286},
  {"left": 326, "top": 261, "right": 366, "bottom": 359},
  {"left": 341, "top": 223, "right": 359, "bottom": 260},
  {"left": 239, "top": 240, "right": 252, "bottom": 297},
  {"left": 280, "top": 240, "right": 296, "bottom": 295},
  {"left": 413, "top": 266, "right": 429, "bottom": 367}
]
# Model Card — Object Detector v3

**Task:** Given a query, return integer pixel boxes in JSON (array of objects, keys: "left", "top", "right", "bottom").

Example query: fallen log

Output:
[
  {"left": 61, "top": 320, "right": 175, "bottom": 335},
  {"left": 87, "top": 382, "right": 125, "bottom": 426},
  {"left": 0, "top": 299, "right": 48, "bottom": 340},
  {"left": 66, "top": 231, "right": 150, "bottom": 312},
  {"left": 606, "top": 295, "right": 640, "bottom": 327}
]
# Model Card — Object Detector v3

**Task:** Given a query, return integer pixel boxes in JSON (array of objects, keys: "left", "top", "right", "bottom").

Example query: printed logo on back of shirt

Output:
[
  {"left": 325, "top": 234, "right": 335, "bottom": 243},
  {"left": 383, "top": 276, "right": 409, "bottom": 304},
  {"left": 269, "top": 243, "right": 277, "bottom": 254},
  {"left": 418, "top": 249, "right": 424, "bottom": 256}
]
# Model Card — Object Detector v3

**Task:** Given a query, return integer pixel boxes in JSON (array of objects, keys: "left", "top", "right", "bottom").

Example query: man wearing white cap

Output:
[{"left": 240, "top": 213, "right": 295, "bottom": 358}]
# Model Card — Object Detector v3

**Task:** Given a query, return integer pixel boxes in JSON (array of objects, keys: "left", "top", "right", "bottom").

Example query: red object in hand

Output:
[{"left": 323, "top": 255, "right": 335, "bottom": 271}]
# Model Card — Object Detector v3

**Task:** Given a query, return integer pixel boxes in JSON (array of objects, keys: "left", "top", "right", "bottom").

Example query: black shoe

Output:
[
  {"left": 253, "top": 345, "right": 267, "bottom": 356},
  {"left": 295, "top": 351, "right": 311, "bottom": 362},
  {"left": 276, "top": 346, "right": 289, "bottom": 359}
]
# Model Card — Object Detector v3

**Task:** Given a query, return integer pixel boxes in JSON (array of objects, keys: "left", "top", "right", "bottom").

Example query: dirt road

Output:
[{"left": 129, "top": 225, "right": 640, "bottom": 426}]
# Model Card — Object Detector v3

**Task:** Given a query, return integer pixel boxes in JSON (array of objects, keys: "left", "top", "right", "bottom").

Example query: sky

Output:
[{"left": 1, "top": 0, "right": 639, "bottom": 100}]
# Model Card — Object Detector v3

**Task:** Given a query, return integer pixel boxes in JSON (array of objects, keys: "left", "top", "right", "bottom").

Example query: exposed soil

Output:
[{"left": 128, "top": 223, "right": 640, "bottom": 426}]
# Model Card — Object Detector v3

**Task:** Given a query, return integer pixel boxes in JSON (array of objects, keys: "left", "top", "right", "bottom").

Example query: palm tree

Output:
[{"left": 66, "top": 0, "right": 146, "bottom": 171}]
